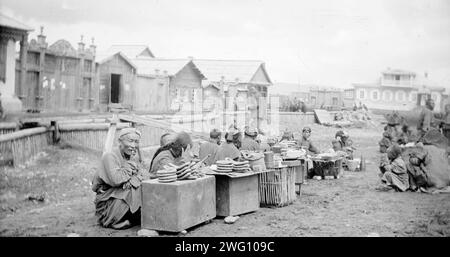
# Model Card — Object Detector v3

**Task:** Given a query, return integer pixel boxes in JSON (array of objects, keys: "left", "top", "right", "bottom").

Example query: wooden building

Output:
[
  {"left": 193, "top": 59, "right": 272, "bottom": 130},
  {"left": 96, "top": 52, "right": 137, "bottom": 112},
  {"left": 131, "top": 58, "right": 206, "bottom": 113},
  {"left": 13, "top": 27, "right": 97, "bottom": 113},
  {"left": 0, "top": 13, "right": 33, "bottom": 117}
]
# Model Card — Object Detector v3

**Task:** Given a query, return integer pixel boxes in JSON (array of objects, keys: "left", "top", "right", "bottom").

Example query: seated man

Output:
[
  {"left": 214, "top": 127, "right": 242, "bottom": 162},
  {"left": 199, "top": 128, "right": 222, "bottom": 166},
  {"left": 335, "top": 130, "right": 355, "bottom": 159},
  {"left": 91, "top": 128, "right": 148, "bottom": 229},
  {"left": 377, "top": 145, "right": 409, "bottom": 192},
  {"left": 379, "top": 131, "right": 393, "bottom": 153},
  {"left": 296, "top": 127, "right": 320, "bottom": 154},
  {"left": 240, "top": 126, "right": 260, "bottom": 151}
]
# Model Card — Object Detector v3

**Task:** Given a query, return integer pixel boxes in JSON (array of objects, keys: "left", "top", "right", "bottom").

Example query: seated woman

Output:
[
  {"left": 91, "top": 128, "right": 148, "bottom": 230},
  {"left": 213, "top": 127, "right": 242, "bottom": 162},
  {"left": 149, "top": 131, "right": 193, "bottom": 178},
  {"left": 376, "top": 145, "right": 409, "bottom": 192},
  {"left": 296, "top": 126, "right": 320, "bottom": 154}
]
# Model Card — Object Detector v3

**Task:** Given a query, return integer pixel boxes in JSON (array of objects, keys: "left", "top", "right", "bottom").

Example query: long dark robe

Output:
[
  {"left": 214, "top": 142, "right": 241, "bottom": 162},
  {"left": 199, "top": 140, "right": 219, "bottom": 166},
  {"left": 91, "top": 147, "right": 147, "bottom": 228},
  {"left": 380, "top": 157, "right": 409, "bottom": 192}
]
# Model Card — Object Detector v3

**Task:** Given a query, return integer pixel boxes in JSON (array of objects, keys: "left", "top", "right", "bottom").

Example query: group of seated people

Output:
[
  {"left": 90, "top": 125, "right": 359, "bottom": 230},
  {"left": 90, "top": 125, "right": 272, "bottom": 230},
  {"left": 280, "top": 127, "right": 356, "bottom": 160}
]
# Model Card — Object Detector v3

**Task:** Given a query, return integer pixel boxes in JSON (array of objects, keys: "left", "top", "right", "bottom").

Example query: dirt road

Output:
[{"left": 1, "top": 124, "right": 449, "bottom": 237}]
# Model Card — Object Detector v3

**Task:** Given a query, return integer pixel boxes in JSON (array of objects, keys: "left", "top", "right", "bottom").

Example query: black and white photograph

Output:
[{"left": 1, "top": 0, "right": 450, "bottom": 241}]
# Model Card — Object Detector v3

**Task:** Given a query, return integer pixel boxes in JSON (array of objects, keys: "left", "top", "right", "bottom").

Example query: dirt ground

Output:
[{"left": 1, "top": 122, "right": 449, "bottom": 237}]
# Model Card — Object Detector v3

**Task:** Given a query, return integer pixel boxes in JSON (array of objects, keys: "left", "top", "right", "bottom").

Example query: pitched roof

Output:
[
  {"left": 95, "top": 51, "right": 137, "bottom": 69},
  {"left": 0, "top": 13, "right": 33, "bottom": 31},
  {"left": 131, "top": 58, "right": 205, "bottom": 79},
  {"left": 192, "top": 59, "right": 272, "bottom": 86},
  {"left": 106, "top": 45, "right": 155, "bottom": 59}
]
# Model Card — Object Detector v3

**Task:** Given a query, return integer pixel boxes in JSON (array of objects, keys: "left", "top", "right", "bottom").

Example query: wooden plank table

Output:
[
  {"left": 205, "top": 170, "right": 262, "bottom": 217},
  {"left": 141, "top": 176, "right": 216, "bottom": 232}
]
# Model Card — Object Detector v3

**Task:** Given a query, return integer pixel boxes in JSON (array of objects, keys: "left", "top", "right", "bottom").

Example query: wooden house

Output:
[
  {"left": 193, "top": 59, "right": 272, "bottom": 130},
  {"left": 131, "top": 58, "right": 206, "bottom": 113},
  {"left": 96, "top": 52, "right": 137, "bottom": 112}
]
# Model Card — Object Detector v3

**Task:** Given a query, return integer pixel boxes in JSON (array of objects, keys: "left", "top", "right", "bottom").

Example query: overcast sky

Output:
[{"left": 2, "top": 0, "right": 450, "bottom": 91}]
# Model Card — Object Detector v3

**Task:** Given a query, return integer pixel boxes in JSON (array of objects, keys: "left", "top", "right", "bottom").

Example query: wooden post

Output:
[
  {"left": 103, "top": 114, "right": 118, "bottom": 153},
  {"left": 50, "top": 120, "right": 60, "bottom": 144}
]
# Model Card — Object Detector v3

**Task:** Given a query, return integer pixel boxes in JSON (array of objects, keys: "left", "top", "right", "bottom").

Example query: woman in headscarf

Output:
[
  {"left": 213, "top": 127, "right": 242, "bottom": 162},
  {"left": 149, "top": 131, "right": 193, "bottom": 177},
  {"left": 377, "top": 145, "right": 410, "bottom": 192},
  {"left": 91, "top": 128, "right": 148, "bottom": 229}
]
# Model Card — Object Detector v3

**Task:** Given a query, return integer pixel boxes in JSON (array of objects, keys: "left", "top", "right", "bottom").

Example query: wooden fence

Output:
[{"left": 0, "top": 127, "right": 51, "bottom": 167}]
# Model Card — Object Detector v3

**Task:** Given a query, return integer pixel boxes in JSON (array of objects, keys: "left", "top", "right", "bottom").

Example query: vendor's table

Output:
[
  {"left": 141, "top": 176, "right": 216, "bottom": 232},
  {"left": 282, "top": 159, "right": 305, "bottom": 195},
  {"left": 310, "top": 157, "right": 343, "bottom": 179},
  {"left": 206, "top": 170, "right": 260, "bottom": 217},
  {"left": 258, "top": 166, "right": 296, "bottom": 207}
]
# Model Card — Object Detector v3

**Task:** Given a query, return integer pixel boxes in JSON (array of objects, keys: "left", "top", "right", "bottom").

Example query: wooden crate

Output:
[
  {"left": 141, "top": 176, "right": 216, "bottom": 232},
  {"left": 258, "top": 166, "right": 296, "bottom": 207},
  {"left": 214, "top": 173, "right": 259, "bottom": 217}
]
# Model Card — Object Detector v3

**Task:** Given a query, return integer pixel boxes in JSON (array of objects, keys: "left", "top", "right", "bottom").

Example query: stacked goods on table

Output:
[
  {"left": 173, "top": 162, "right": 197, "bottom": 180},
  {"left": 282, "top": 149, "right": 306, "bottom": 160},
  {"left": 157, "top": 167, "right": 177, "bottom": 183},
  {"left": 232, "top": 160, "right": 251, "bottom": 173},
  {"left": 214, "top": 159, "right": 234, "bottom": 173},
  {"left": 159, "top": 155, "right": 210, "bottom": 182},
  {"left": 283, "top": 141, "right": 297, "bottom": 148}
]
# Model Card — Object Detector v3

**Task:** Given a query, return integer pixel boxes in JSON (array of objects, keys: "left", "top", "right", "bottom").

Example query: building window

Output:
[
  {"left": 372, "top": 91, "right": 378, "bottom": 100},
  {"left": 359, "top": 89, "right": 365, "bottom": 99},
  {"left": 395, "top": 75, "right": 400, "bottom": 81},
  {"left": 409, "top": 92, "right": 417, "bottom": 102}
]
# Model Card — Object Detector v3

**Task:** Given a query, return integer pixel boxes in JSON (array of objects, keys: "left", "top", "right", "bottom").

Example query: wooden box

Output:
[
  {"left": 214, "top": 173, "right": 259, "bottom": 217},
  {"left": 141, "top": 176, "right": 216, "bottom": 232},
  {"left": 258, "top": 166, "right": 296, "bottom": 207},
  {"left": 311, "top": 158, "right": 343, "bottom": 179}
]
